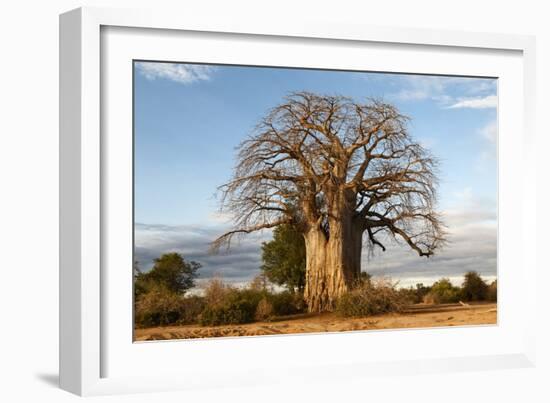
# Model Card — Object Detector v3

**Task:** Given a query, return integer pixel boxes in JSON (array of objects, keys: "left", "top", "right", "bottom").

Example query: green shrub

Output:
[
  {"left": 461, "top": 271, "right": 488, "bottom": 301},
  {"left": 135, "top": 285, "right": 184, "bottom": 327},
  {"left": 238, "top": 288, "right": 266, "bottom": 307},
  {"left": 398, "top": 287, "right": 422, "bottom": 305},
  {"left": 177, "top": 295, "right": 206, "bottom": 325},
  {"left": 336, "top": 278, "right": 407, "bottom": 318},
  {"left": 199, "top": 277, "right": 309, "bottom": 326},
  {"left": 134, "top": 285, "right": 207, "bottom": 327},
  {"left": 486, "top": 280, "right": 497, "bottom": 302},
  {"left": 424, "top": 278, "right": 461, "bottom": 304},
  {"left": 199, "top": 289, "right": 264, "bottom": 326},
  {"left": 269, "top": 291, "right": 305, "bottom": 316}
]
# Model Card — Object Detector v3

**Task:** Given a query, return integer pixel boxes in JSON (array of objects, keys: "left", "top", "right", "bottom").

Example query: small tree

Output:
[
  {"left": 141, "top": 252, "right": 201, "bottom": 295},
  {"left": 261, "top": 224, "right": 306, "bottom": 293},
  {"left": 425, "top": 278, "right": 461, "bottom": 304},
  {"left": 461, "top": 271, "right": 488, "bottom": 301}
]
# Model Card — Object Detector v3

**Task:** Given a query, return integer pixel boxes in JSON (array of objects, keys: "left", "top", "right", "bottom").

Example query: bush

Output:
[
  {"left": 486, "top": 280, "right": 497, "bottom": 302},
  {"left": 199, "top": 288, "right": 264, "bottom": 326},
  {"left": 177, "top": 295, "right": 206, "bottom": 325},
  {"left": 135, "top": 285, "right": 184, "bottom": 327},
  {"left": 462, "top": 271, "right": 488, "bottom": 301},
  {"left": 336, "top": 278, "right": 407, "bottom": 318},
  {"left": 255, "top": 297, "right": 274, "bottom": 321},
  {"left": 269, "top": 291, "right": 305, "bottom": 316},
  {"left": 249, "top": 273, "right": 273, "bottom": 292},
  {"left": 203, "top": 276, "right": 232, "bottom": 306},
  {"left": 423, "top": 278, "right": 461, "bottom": 304},
  {"left": 398, "top": 283, "right": 432, "bottom": 304},
  {"left": 135, "top": 285, "right": 208, "bottom": 327},
  {"left": 199, "top": 275, "right": 310, "bottom": 326}
]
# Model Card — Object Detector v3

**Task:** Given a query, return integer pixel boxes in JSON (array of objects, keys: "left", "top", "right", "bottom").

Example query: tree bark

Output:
[
  {"left": 303, "top": 213, "right": 365, "bottom": 312},
  {"left": 303, "top": 227, "right": 330, "bottom": 313}
]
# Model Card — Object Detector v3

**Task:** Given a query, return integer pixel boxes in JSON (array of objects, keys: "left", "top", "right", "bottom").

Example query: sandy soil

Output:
[{"left": 134, "top": 302, "right": 497, "bottom": 341}]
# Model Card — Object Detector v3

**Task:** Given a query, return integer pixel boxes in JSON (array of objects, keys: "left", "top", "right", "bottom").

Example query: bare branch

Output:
[
  {"left": 210, "top": 218, "right": 292, "bottom": 253},
  {"left": 212, "top": 91, "right": 445, "bottom": 259}
]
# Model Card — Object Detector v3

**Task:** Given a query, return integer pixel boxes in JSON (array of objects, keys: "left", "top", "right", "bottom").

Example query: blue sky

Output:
[{"left": 134, "top": 61, "right": 497, "bottom": 288}]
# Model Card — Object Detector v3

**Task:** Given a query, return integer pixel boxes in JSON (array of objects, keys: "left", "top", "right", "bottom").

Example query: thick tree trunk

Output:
[
  {"left": 303, "top": 215, "right": 365, "bottom": 312},
  {"left": 348, "top": 223, "right": 364, "bottom": 283},
  {"left": 303, "top": 227, "right": 330, "bottom": 313}
]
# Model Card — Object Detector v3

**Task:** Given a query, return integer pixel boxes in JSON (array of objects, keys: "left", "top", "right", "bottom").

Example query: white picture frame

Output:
[{"left": 59, "top": 6, "right": 537, "bottom": 396}]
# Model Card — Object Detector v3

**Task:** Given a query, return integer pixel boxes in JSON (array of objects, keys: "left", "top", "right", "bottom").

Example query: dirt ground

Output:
[{"left": 134, "top": 302, "right": 497, "bottom": 341}]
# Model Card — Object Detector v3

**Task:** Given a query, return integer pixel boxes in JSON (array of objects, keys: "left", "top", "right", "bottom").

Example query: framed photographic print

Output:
[
  {"left": 132, "top": 62, "right": 498, "bottom": 341},
  {"left": 60, "top": 7, "right": 537, "bottom": 396}
]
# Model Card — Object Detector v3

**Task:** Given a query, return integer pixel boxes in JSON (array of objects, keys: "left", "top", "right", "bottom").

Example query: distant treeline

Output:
[
  {"left": 134, "top": 252, "right": 496, "bottom": 328},
  {"left": 397, "top": 272, "right": 497, "bottom": 305}
]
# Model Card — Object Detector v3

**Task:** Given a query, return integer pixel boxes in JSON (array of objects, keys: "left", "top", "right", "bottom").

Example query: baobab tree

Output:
[{"left": 212, "top": 92, "right": 446, "bottom": 312}]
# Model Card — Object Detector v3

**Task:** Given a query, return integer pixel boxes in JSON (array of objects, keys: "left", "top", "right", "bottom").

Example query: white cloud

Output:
[
  {"left": 136, "top": 62, "right": 216, "bottom": 84},
  {"left": 207, "top": 211, "right": 234, "bottom": 224},
  {"left": 388, "top": 75, "right": 497, "bottom": 109},
  {"left": 473, "top": 120, "right": 497, "bottom": 172},
  {"left": 447, "top": 95, "right": 497, "bottom": 109},
  {"left": 392, "top": 76, "right": 455, "bottom": 101},
  {"left": 479, "top": 120, "right": 498, "bottom": 143},
  {"left": 452, "top": 187, "right": 474, "bottom": 204}
]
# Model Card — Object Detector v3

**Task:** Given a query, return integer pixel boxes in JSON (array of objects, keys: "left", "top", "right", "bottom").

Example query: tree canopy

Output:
[
  {"left": 136, "top": 252, "right": 201, "bottom": 296},
  {"left": 260, "top": 223, "right": 306, "bottom": 293},
  {"left": 462, "top": 271, "right": 489, "bottom": 301}
]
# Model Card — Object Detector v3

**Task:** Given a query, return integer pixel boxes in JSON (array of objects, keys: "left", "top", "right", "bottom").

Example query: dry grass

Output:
[
  {"left": 203, "top": 276, "right": 233, "bottom": 306},
  {"left": 336, "top": 277, "right": 407, "bottom": 317}
]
